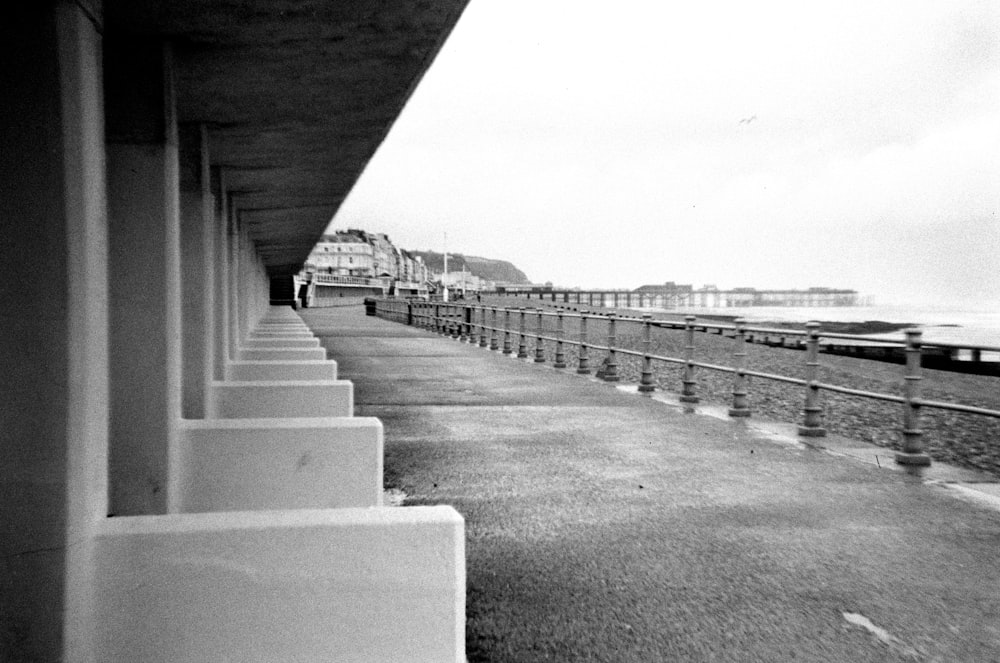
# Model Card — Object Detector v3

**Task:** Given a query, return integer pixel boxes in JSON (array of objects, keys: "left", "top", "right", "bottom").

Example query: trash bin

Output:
[{"left": 364, "top": 297, "right": 377, "bottom": 316}]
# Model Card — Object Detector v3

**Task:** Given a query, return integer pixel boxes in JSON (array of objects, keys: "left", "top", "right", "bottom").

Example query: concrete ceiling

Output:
[{"left": 104, "top": 0, "right": 470, "bottom": 276}]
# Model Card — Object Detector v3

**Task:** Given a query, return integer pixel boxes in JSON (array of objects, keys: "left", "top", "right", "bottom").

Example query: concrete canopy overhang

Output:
[{"left": 103, "top": 0, "right": 469, "bottom": 276}]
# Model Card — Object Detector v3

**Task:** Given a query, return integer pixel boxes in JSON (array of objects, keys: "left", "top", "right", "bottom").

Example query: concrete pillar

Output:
[
  {"left": 106, "top": 38, "right": 181, "bottom": 516},
  {"left": 228, "top": 200, "right": 241, "bottom": 361},
  {"left": 0, "top": 4, "right": 107, "bottom": 659},
  {"left": 180, "top": 123, "right": 214, "bottom": 418},
  {"left": 212, "top": 168, "right": 230, "bottom": 380}
]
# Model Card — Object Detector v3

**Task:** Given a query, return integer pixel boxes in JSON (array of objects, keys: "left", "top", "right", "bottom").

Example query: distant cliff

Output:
[{"left": 411, "top": 251, "right": 530, "bottom": 284}]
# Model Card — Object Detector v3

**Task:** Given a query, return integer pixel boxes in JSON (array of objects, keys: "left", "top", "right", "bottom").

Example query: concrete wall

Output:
[
  {"left": 208, "top": 381, "right": 354, "bottom": 419},
  {"left": 96, "top": 508, "right": 465, "bottom": 662},
  {"left": 2, "top": 5, "right": 466, "bottom": 661},
  {"left": 226, "top": 360, "right": 338, "bottom": 381},
  {"left": 175, "top": 418, "right": 384, "bottom": 511},
  {"left": 0, "top": 5, "right": 108, "bottom": 658}
]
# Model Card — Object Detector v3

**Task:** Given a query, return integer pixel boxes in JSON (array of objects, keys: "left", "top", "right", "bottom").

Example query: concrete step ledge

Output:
[
  {"left": 174, "top": 417, "right": 382, "bottom": 511},
  {"left": 226, "top": 360, "right": 338, "bottom": 382},
  {"left": 209, "top": 380, "right": 353, "bottom": 418},
  {"left": 249, "top": 330, "right": 316, "bottom": 338},
  {"left": 252, "top": 327, "right": 311, "bottom": 335},
  {"left": 256, "top": 322, "right": 309, "bottom": 329},
  {"left": 239, "top": 347, "right": 327, "bottom": 361},
  {"left": 243, "top": 337, "right": 321, "bottom": 348},
  {"left": 96, "top": 507, "right": 465, "bottom": 662}
]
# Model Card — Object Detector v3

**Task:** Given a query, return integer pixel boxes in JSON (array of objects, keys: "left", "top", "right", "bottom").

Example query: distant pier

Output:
[{"left": 494, "top": 284, "right": 859, "bottom": 309}]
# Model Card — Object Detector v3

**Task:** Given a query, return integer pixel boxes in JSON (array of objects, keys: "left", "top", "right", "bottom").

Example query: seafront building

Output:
[
  {"left": 303, "top": 229, "right": 429, "bottom": 284},
  {"left": 441, "top": 269, "right": 491, "bottom": 294},
  {"left": 1, "top": 3, "right": 468, "bottom": 661},
  {"left": 298, "top": 229, "right": 517, "bottom": 301},
  {"left": 298, "top": 229, "right": 432, "bottom": 300}
]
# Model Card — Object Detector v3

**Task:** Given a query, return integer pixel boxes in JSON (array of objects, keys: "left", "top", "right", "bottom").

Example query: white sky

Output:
[{"left": 329, "top": 0, "right": 1000, "bottom": 307}]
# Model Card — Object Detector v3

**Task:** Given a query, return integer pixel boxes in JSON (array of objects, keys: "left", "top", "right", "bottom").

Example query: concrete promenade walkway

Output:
[{"left": 302, "top": 305, "right": 1000, "bottom": 663}]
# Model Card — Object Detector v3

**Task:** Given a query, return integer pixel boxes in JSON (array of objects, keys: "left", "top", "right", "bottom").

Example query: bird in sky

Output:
[{"left": 739, "top": 115, "right": 757, "bottom": 125}]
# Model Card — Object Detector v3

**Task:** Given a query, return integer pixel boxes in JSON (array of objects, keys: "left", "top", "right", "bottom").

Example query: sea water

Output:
[{"left": 663, "top": 304, "right": 1000, "bottom": 349}]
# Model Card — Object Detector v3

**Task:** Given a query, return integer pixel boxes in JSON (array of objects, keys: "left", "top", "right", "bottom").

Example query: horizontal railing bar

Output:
[
  {"left": 814, "top": 382, "right": 906, "bottom": 403},
  {"left": 915, "top": 399, "right": 1000, "bottom": 418},
  {"left": 741, "top": 369, "right": 807, "bottom": 386}
]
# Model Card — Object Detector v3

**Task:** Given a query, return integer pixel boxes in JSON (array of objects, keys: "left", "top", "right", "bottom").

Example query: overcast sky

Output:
[{"left": 329, "top": 0, "right": 999, "bottom": 307}]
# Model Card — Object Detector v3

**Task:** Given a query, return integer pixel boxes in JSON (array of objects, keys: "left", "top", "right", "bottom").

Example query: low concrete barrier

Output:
[
  {"left": 175, "top": 417, "right": 382, "bottom": 511},
  {"left": 238, "top": 347, "right": 327, "bottom": 361},
  {"left": 96, "top": 507, "right": 465, "bottom": 662},
  {"left": 255, "top": 325, "right": 311, "bottom": 333},
  {"left": 242, "top": 337, "right": 321, "bottom": 348},
  {"left": 226, "top": 360, "right": 338, "bottom": 382},
  {"left": 249, "top": 330, "right": 315, "bottom": 338},
  {"left": 209, "top": 380, "right": 352, "bottom": 418}
]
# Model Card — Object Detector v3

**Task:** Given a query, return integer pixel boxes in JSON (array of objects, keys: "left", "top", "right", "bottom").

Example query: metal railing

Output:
[{"left": 374, "top": 299, "right": 1000, "bottom": 467}]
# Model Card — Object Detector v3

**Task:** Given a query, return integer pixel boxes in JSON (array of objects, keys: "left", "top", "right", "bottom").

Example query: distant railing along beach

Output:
[{"left": 373, "top": 299, "right": 1000, "bottom": 469}]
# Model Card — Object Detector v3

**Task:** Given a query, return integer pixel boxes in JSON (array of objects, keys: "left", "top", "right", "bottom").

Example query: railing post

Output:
[
  {"left": 534, "top": 309, "right": 546, "bottom": 363},
  {"left": 458, "top": 304, "right": 476, "bottom": 343},
  {"left": 680, "top": 315, "right": 699, "bottom": 403},
  {"left": 797, "top": 321, "right": 826, "bottom": 437},
  {"left": 451, "top": 304, "right": 461, "bottom": 340},
  {"left": 517, "top": 307, "right": 528, "bottom": 358},
  {"left": 406, "top": 301, "right": 413, "bottom": 326},
  {"left": 434, "top": 303, "right": 440, "bottom": 334},
  {"left": 896, "top": 329, "right": 930, "bottom": 466},
  {"left": 489, "top": 307, "right": 500, "bottom": 350},
  {"left": 577, "top": 310, "right": 591, "bottom": 374},
  {"left": 728, "top": 318, "right": 751, "bottom": 417},
  {"left": 554, "top": 309, "right": 567, "bottom": 368},
  {"left": 502, "top": 308, "right": 512, "bottom": 354},
  {"left": 603, "top": 313, "right": 619, "bottom": 381},
  {"left": 479, "top": 306, "right": 489, "bottom": 347},
  {"left": 638, "top": 314, "right": 655, "bottom": 392}
]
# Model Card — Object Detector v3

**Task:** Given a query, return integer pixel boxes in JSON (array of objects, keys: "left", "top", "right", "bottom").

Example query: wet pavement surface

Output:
[{"left": 303, "top": 305, "right": 1000, "bottom": 663}]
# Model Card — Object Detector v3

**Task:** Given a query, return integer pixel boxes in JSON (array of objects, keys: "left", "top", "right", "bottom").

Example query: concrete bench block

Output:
[
  {"left": 239, "top": 347, "right": 327, "bottom": 361},
  {"left": 252, "top": 328, "right": 311, "bottom": 336},
  {"left": 175, "top": 417, "right": 381, "bottom": 511},
  {"left": 250, "top": 330, "right": 315, "bottom": 339},
  {"left": 243, "top": 337, "right": 321, "bottom": 348},
  {"left": 95, "top": 508, "right": 465, "bottom": 662},
  {"left": 226, "top": 360, "right": 337, "bottom": 382},
  {"left": 255, "top": 322, "right": 309, "bottom": 329},
  {"left": 210, "top": 380, "right": 353, "bottom": 418}
]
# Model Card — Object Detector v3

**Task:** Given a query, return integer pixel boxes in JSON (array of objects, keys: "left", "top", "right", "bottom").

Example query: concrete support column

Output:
[
  {"left": 105, "top": 38, "right": 181, "bottom": 516},
  {"left": 212, "top": 168, "right": 230, "bottom": 380},
  {"left": 1, "top": 5, "right": 107, "bottom": 659},
  {"left": 238, "top": 229, "right": 249, "bottom": 346},
  {"left": 228, "top": 203, "right": 241, "bottom": 361},
  {"left": 235, "top": 227, "right": 266, "bottom": 347},
  {"left": 179, "top": 124, "right": 214, "bottom": 418}
]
